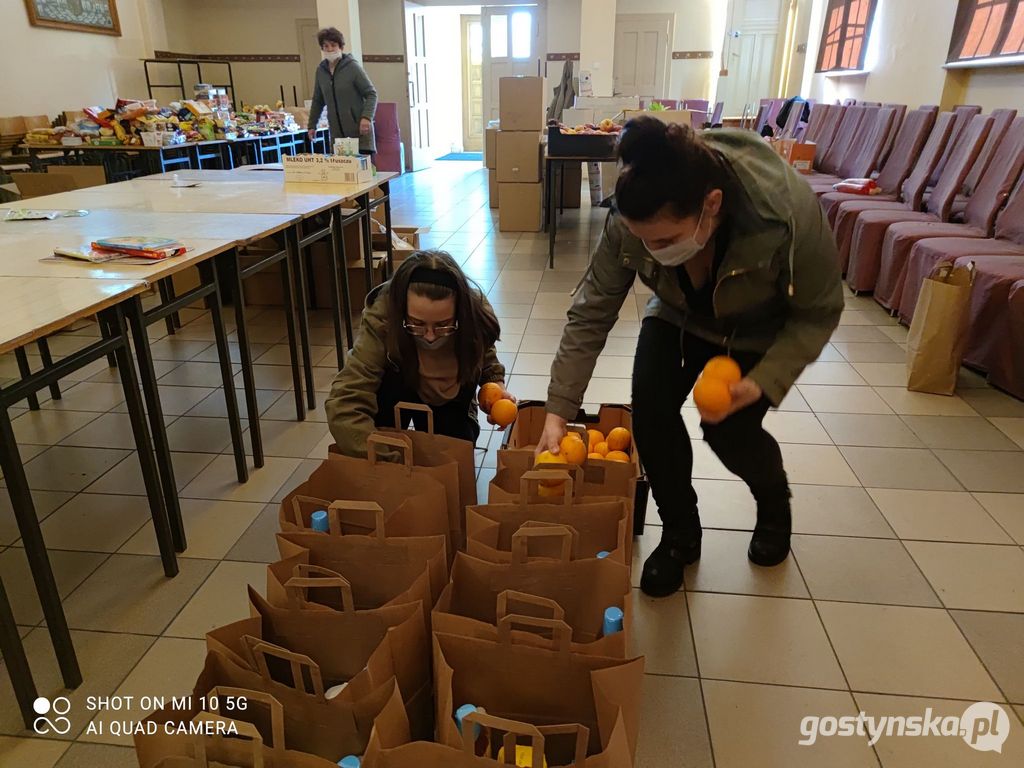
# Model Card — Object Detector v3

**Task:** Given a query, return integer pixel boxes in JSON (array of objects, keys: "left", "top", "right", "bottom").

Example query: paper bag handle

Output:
[
  {"left": 496, "top": 589, "right": 566, "bottom": 623},
  {"left": 367, "top": 434, "right": 413, "bottom": 467},
  {"left": 511, "top": 525, "right": 574, "bottom": 563},
  {"left": 284, "top": 563, "right": 355, "bottom": 611},
  {"left": 290, "top": 495, "right": 331, "bottom": 527},
  {"left": 394, "top": 401, "right": 435, "bottom": 434},
  {"left": 497, "top": 614, "right": 572, "bottom": 655},
  {"left": 190, "top": 712, "right": 265, "bottom": 768},
  {"left": 461, "top": 710, "right": 545, "bottom": 766},
  {"left": 326, "top": 499, "right": 386, "bottom": 539},
  {"left": 519, "top": 470, "right": 574, "bottom": 507},
  {"left": 243, "top": 637, "right": 327, "bottom": 698},
  {"left": 202, "top": 686, "right": 285, "bottom": 752}
]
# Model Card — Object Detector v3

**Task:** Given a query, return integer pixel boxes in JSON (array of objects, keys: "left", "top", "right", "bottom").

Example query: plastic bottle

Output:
[
  {"left": 338, "top": 757, "right": 360, "bottom": 768},
  {"left": 602, "top": 606, "right": 624, "bottom": 636},
  {"left": 311, "top": 509, "right": 329, "bottom": 532},
  {"left": 325, "top": 682, "right": 348, "bottom": 700},
  {"left": 496, "top": 745, "right": 548, "bottom": 767},
  {"left": 596, "top": 551, "right": 611, "bottom": 559},
  {"left": 455, "top": 704, "right": 488, "bottom": 756}
]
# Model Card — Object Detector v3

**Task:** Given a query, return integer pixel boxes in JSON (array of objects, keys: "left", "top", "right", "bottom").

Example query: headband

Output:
[{"left": 409, "top": 266, "right": 458, "bottom": 291}]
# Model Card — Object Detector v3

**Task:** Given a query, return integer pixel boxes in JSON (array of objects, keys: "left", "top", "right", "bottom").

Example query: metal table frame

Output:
[{"left": 545, "top": 154, "right": 614, "bottom": 268}]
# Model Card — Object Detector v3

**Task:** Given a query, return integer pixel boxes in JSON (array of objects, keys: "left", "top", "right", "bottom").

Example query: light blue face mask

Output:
[{"left": 645, "top": 206, "right": 709, "bottom": 267}]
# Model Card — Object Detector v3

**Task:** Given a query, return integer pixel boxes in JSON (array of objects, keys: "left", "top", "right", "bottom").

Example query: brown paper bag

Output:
[
  {"left": 907, "top": 261, "right": 976, "bottom": 395},
  {"left": 278, "top": 446, "right": 452, "bottom": 560},
  {"left": 431, "top": 631, "right": 643, "bottom": 766},
  {"left": 433, "top": 550, "right": 632, "bottom": 657},
  {"left": 466, "top": 470, "right": 632, "bottom": 565},
  {"left": 489, "top": 452, "right": 637, "bottom": 515}
]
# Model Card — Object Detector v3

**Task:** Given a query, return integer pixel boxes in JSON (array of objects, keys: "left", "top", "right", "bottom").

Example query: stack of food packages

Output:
[
  {"left": 28, "top": 97, "right": 303, "bottom": 148},
  {"left": 134, "top": 399, "right": 645, "bottom": 768}
]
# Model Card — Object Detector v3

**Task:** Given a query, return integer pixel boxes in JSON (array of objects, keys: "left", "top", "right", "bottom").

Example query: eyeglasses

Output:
[{"left": 403, "top": 321, "right": 459, "bottom": 337}]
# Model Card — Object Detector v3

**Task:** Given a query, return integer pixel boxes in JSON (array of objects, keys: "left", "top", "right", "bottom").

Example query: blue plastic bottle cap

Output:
[
  {"left": 603, "top": 606, "right": 625, "bottom": 636},
  {"left": 455, "top": 704, "right": 481, "bottom": 740},
  {"left": 596, "top": 551, "right": 611, "bottom": 559},
  {"left": 311, "top": 510, "right": 329, "bottom": 532},
  {"left": 338, "top": 756, "right": 361, "bottom": 768}
]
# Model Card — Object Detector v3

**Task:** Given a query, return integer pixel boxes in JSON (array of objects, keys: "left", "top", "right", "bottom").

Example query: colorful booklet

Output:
[
  {"left": 3, "top": 209, "right": 90, "bottom": 221},
  {"left": 90, "top": 237, "right": 187, "bottom": 259}
]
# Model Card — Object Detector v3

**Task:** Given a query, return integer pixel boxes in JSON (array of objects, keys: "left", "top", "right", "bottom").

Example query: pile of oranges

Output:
[
  {"left": 532, "top": 426, "right": 633, "bottom": 498},
  {"left": 692, "top": 356, "right": 741, "bottom": 420},
  {"left": 479, "top": 383, "right": 518, "bottom": 427}
]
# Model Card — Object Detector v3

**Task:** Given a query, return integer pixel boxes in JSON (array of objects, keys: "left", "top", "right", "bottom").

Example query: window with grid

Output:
[
  {"left": 815, "top": 0, "right": 879, "bottom": 73},
  {"left": 947, "top": 0, "right": 1024, "bottom": 63}
]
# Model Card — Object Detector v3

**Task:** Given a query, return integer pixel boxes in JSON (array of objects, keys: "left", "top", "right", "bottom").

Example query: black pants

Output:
[
  {"left": 632, "top": 317, "right": 788, "bottom": 531},
  {"left": 374, "top": 368, "right": 480, "bottom": 444}
]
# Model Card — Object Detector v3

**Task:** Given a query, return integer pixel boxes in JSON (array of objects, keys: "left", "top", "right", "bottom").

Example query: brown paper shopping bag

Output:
[
  {"left": 466, "top": 470, "right": 632, "bottom": 565},
  {"left": 278, "top": 444, "right": 452, "bottom": 559},
  {"left": 907, "top": 261, "right": 976, "bottom": 395},
  {"left": 433, "top": 550, "right": 632, "bottom": 657},
  {"left": 490, "top": 451, "right": 637, "bottom": 513},
  {"left": 432, "top": 631, "right": 643, "bottom": 767}
]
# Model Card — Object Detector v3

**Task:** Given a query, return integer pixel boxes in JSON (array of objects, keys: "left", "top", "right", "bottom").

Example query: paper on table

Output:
[{"left": 3, "top": 209, "right": 90, "bottom": 221}]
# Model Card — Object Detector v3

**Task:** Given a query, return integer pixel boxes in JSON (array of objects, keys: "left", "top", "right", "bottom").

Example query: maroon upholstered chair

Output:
[
  {"left": 809, "top": 105, "right": 870, "bottom": 175},
  {"left": 928, "top": 105, "right": 981, "bottom": 187},
  {"left": 845, "top": 114, "right": 993, "bottom": 293},
  {"left": 709, "top": 101, "right": 724, "bottom": 126},
  {"left": 684, "top": 99, "right": 710, "bottom": 113},
  {"left": 779, "top": 101, "right": 805, "bottom": 139},
  {"left": 997, "top": 279, "right": 1024, "bottom": 398},
  {"left": 872, "top": 116, "right": 1024, "bottom": 310},
  {"left": 808, "top": 107, "right": 896, "bottom": 193},
  {"left": 896, "top": 175, "right": 1024, "bottom": 322},
  {"left": 957, "top": 256, "right": 1024, "bottom": 395},
  {"left": 878, "top": 103, "right": 908, "bottom": 166},
  {"left": 831, "top": 112, "right": 956, "bottom": 271},
  {"left": 950, "top": 108, "right": 1018, "bottom": 217},
  {"left": 802, "top": 103, "right": 836, "bottom": 146},
  {"left": 819, "top": 107, "right": 937, "bottom": 223}
]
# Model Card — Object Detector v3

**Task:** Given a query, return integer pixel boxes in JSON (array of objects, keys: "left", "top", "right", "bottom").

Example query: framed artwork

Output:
[{"left": 24, "top": 0, "right": 122, "bottom": 37}]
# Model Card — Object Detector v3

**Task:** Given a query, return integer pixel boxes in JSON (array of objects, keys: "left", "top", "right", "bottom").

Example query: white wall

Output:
[
  {"left": 958, "top": 66, "right": 1024, "bottom": 113},
  {"left": 359, "top": 0, "right": 412, "bottom": 166},
  {"left": 0, "top": 0, "right": 164, "bottom": 117}
]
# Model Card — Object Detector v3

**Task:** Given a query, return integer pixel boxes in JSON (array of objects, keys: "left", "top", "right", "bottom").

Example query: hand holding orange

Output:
[
  {"left": 489, "top": 398, "right": 518, "bottom": 427},
  {"left": 478, "top": 382, "right": 504, "bottom": 413},
  {"left": 693, "top": 356, "right": 741, "bottom": 421},
  {"left": 559, "top": 434, "right": 588, "bottom": 465}
]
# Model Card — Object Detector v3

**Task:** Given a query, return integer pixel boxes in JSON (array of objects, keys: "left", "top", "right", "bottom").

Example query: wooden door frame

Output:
[
  {"left": 613, "top": 13, "right": 674, "bottom": 99},
  {"left": 296, "top": 17, "right": 320, "bottom": 105},
  {"left": 461, "top": 14, "right": 483, "bottom": 151}
]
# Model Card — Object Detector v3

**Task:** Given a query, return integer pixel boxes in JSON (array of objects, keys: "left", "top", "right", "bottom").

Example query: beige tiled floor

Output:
[{"left": 2, "top": 162, "right": 1023, "bottom": 765}]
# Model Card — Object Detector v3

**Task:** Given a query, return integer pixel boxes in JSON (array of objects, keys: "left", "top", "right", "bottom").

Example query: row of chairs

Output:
[{"left": 796, "top": 101, "right": 1024, "bottom": 399}]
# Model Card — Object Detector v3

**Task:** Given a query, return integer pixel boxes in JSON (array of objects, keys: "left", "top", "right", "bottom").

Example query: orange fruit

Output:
[
  {"left": 605, "top": 450, "right": 630, "bottom": 463},
  {"left": 537, "top": 483, "right": 565, "bottom": 498},
  {"left": 606, "top": 427, "right": 631, "bottom": 452},
  {"left": 490, "top": 398, "right": 518, "bottom": 427},
  {"left": 586, "top": 429, "right": 605, "bottom": 452},
  {"left": 534, "top": 450, "right": 567, "bottom": 486},
  {"left": 478, "top": 382, "right": 504, "bottom": 413},
  {"left": 702, "top": 356, "right": 741, "bottom": 385},
  {"left": 559, "top": 435, "right": 587, "bottom": 465},
  {"left": 693, "top": 376, "right": 732, "bottom": 417},
  {"left": 587, "top": 452, "right": 605, "bottom": 461},
  {"left": 594, "top": 442, "right": 609, "bottom": 457}
]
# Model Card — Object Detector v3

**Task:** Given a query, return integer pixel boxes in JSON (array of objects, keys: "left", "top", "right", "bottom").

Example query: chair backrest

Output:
[
  {"left": 900, "top": 111, "right": 957, "bottom": 210},
  {"left": 766, "top": 98, "right": 786, "bottom": 127},
  {"left": 994, "top": 162, "right": 1024, "bottom": 246},
  {"left": 962, "top": 108, "right": 1018, "bottom": 196},
  {"left": 843, "top": 98, "right": 857, "bottom": 106},
  {"left": 683, "top": 99, "right": 709, "bottom": 113},
  {"left": 874, "top": 107, "right": 938, "bottom": 194},
  {"left": 877, "top": 103, "right": 908, "bottom": 166},
  {"left": 963, "top": 116, "right": 1024, "bottom": 233},
  {"left": 926, "top": 114, "right": 993, "bottom": 221},
  {"left": 10, "top": 172, "right": 76, "bottom": 199},
  {"left": 841, "top": 106, "right": 897, "bottom": 178},
  {"left": 802, "top": 103, "right": 832, "bottom": 144},
  {"left": 779, "top": 100, "right": 805, "bottom": 139},
  {"left": 753, "top": 104, "right": 770, "bottom": 133},
  {"left": 709, "top": 101, "right": 724, "bottom": 126},
  {"left": 929, "top": 104, "right": 982, "bottom": 186},
  {"left": 859, "top": 101, "right": 882, "bottom": 107},
  {"left": 820, "top": 105, "right": 869, "bottom": 174}
]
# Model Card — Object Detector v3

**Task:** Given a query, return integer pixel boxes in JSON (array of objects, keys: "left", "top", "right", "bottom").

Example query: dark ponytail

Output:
[{"left": 615, "top": 117, "right": 730, "bottom": 222}]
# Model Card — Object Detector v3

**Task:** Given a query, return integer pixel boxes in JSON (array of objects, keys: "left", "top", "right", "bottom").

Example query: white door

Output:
[
  {"left": 482, "top": 5, "right": 545, "bottom": 125},
  {"left": 405, "top": 5, "right": 435, "bottom": 170},
  {"left": 613, "top": 15, "right": 672, "bottom": 99},
  {"left": 296, "top": 18, "right": 322, "bottom": 106},
  {"left": 462, "top": 16, "right": 485, "bottom": 152},
  {"left": 717, "top": 0, "right": 785, "bottom": 117}
]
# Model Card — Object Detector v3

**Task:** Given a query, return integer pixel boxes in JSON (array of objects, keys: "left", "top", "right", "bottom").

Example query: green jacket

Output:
[
  {"left": 547, "top": 129, "right": 843, "bottom": 419},
  {"left": 308, "top": 54, "right": 379, "bottom": 154},
  {"left": 325, "top": 283, "right": 506, "bottom": 457}
]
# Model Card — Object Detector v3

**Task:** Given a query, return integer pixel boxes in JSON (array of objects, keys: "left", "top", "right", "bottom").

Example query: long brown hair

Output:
[{"left": 385, "top": 250, "right": 500, "bottom": 389}]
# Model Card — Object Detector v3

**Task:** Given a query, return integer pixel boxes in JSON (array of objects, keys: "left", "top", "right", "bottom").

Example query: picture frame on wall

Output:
[{"left": 24, "top": 0, "right": 122, "bottom": 37}]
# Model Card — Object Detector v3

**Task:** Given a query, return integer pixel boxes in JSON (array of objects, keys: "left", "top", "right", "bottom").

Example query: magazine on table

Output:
[{"left": 46, "top": 237, "right": 189, "bottom": 264}]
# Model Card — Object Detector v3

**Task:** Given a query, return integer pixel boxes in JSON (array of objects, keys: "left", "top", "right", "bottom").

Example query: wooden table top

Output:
[
  {"left": 0, "top": 230, "right": 236, "bottom": 283},
  {"left": 0, "top": 276, "right": 147, "bottom": 354}
]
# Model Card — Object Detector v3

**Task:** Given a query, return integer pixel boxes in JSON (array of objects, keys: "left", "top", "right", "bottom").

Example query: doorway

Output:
[
  {"left": 613, "top": 14, "right": 673, "bottom": 99},
  {"left": 717, "top": 0, "right": 786, "bottom": 117},
  {"left": 296, "top": 18, "right": 321, "bottom": 107},
  {"left": 462, "top": 15, "right": 484, "bottom": 152},
  {"left": 481, "top": 4, "right": 544, "bottom": 125}
]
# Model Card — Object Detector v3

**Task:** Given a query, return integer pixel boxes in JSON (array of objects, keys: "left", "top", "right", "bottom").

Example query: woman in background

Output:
[{"left": 307, "top": 26, "right": 378, "bottom": 155}]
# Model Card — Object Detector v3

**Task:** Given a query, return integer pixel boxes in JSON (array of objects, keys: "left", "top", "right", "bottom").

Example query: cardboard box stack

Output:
[
  {"left": 485, "top": 122, "right": 499, "bottom": 208},
  {"left": 496, "top": 76, "right": 545, "bottom": 232}
]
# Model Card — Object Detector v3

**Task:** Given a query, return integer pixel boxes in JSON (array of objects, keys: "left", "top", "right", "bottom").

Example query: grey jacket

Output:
[
  {"left": 308, "top": 54, "right": 379, "bottom": 154},
  {"left": 547, "top": 129, "right": 844, "bottom": 419}
]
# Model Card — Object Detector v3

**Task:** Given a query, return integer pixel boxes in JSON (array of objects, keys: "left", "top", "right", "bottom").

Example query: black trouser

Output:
[
  {"left": 632, "top": 316, "right": 788, "bottom": 531},
  {"left": 374, "top": 368, "right": 481, "bottom": 444}
]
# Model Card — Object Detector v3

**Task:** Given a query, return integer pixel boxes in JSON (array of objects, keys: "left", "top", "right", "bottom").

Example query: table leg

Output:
[
  {"left": 548, "top": 159, "right": 558, "bottom": 269},
  {"left": 36, "top": 339, "right": 62, "bottom": 402},
  {"left": 124, "top": 297, "right": 186, "bottom": 553},
  {"left": 325, "top": 210, "right": 345, "bottom": 370},
  {"left": 198, "top": 260, "right": 248, "bottom": 484},
  {"left": 14, "top": 347, "right": 40, "bottom": 410},
  {"left": 0, "top": 408, "right": 81, "bottom": 688},
  {"left": 156, "top": 280, "right": 176, "bottom": 335},
  {"left": 358, "top": 194, "right": 374, "bottom": 290},
  {"left": 332, "top": 210, "right": 355, "bottom": 352},
  {"left": 221, "top": 249, "right": 264, "bottom": 466},
  {"left": 0, "top": 573, "right": 37, "bottom": 729},
  {"left": 288, "top": 226, "right": 316, "bottom": 410},
  {"left": 280, "top": 232, "right": 307, "bottom": 420},
  {"left": 382, "top": 183, "right": 395, "bottom": 279},
  {"left": 102, "top": 307, "right": 179, "bottom": 578}
]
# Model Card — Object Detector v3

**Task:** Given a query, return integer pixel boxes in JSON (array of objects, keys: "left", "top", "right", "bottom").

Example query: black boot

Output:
[
  {"left": 641, "top": 522, "right": 701, "bottom": 597},
  {"left": 748, "top": 485, "right": 792, "bottom": 567}
]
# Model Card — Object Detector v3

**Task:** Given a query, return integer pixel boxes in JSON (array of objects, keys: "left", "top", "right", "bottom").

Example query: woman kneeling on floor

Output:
[{"left": 326, "top": 250, "right": 512, "bottom": 455}]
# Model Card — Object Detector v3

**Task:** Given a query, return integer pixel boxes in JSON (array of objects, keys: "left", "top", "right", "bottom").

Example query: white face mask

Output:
[
  {"left": 413, "top": 334, "right": 453, "bottom": 351},
  {"left": 645, "top": 207, "right": 709, "bottom": 267},
  {"left": 322, "top": 50, "right": 343, "bottom": 62}
]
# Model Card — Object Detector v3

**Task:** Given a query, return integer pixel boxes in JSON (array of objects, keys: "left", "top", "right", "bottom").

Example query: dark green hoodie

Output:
[{"left": 546, "top": 129, "right": 844, "bottom": 418}]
